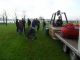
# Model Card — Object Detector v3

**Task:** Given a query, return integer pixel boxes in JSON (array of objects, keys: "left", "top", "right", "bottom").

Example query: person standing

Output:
[
  {"left": 27, "top": 18, "right": 31, "bottom": 28},
  {"left": 16, "top": 19, "right": 19, "bottom": 32},
  {"left": 32, "top": 19, "right": 37, "bottom": 28},
  {"left": 43, "top": 19, "right": 46, "bottom": 30},
  {"left": 18, "top": 20, "right": 23, "bottom": 33},
  {"left": 36, "top": 18, "right": 40, "bottom": 31},
  {"left": 22, "top": 18, "right": 26, "bottom": 32}
]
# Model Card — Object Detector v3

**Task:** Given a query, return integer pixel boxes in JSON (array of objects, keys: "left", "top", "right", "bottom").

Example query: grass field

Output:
[{"left": 0, "top": 24, "right": 70, "bottom": 60}]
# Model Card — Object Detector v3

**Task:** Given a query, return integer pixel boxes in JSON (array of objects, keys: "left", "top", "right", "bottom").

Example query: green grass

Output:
[{"left": 0, "top": 24, "right": 70, "bottom": 60}]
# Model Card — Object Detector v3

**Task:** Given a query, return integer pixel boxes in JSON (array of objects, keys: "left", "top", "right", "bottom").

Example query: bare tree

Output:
[
  {"left": 3, "top": 15, "right": 4, "bottom": 24},
  {"left": 4, "top": 11, "right": 7, "bottom": 26}
]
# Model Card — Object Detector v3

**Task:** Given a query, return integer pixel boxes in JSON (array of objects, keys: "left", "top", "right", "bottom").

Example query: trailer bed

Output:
[{"left": 55, "top": 32, "right": 80, "bottom": 57}]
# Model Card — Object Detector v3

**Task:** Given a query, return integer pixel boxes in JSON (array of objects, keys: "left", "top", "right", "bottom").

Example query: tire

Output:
[
  {"left": 70, "top": 51, "right": 78, "bottom": 60},
  {"left": 63, "top": 44, "right": 69, "bottom": 53}
]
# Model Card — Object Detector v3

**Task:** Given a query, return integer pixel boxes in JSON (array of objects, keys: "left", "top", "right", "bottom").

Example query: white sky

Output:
[{"left": 0, "top": 0, "right": 80, "bottom": 20}]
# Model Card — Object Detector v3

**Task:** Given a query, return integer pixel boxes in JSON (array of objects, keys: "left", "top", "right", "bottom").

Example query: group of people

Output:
[
  {"left": 27, "top": 18, "right": 41, "bottom": 39},
  {"left": 16, "top": 18, "right": 46, "bottom": 40},
  {"left": 16, "top": 18, "right": 26, "bottom": 33}
]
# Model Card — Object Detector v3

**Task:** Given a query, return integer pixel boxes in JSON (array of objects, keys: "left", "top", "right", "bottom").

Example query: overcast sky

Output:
[{"left": 0, "top": 0, "right": 80, "bottom": 20}]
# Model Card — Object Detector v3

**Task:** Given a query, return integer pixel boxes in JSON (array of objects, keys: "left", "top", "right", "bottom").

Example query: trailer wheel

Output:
[
  {"left": 70, "top": 51, "right": 78, "bottom": 60},
  {"left": 63, "top": 44, "right": 69, "bottom": 53}
]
